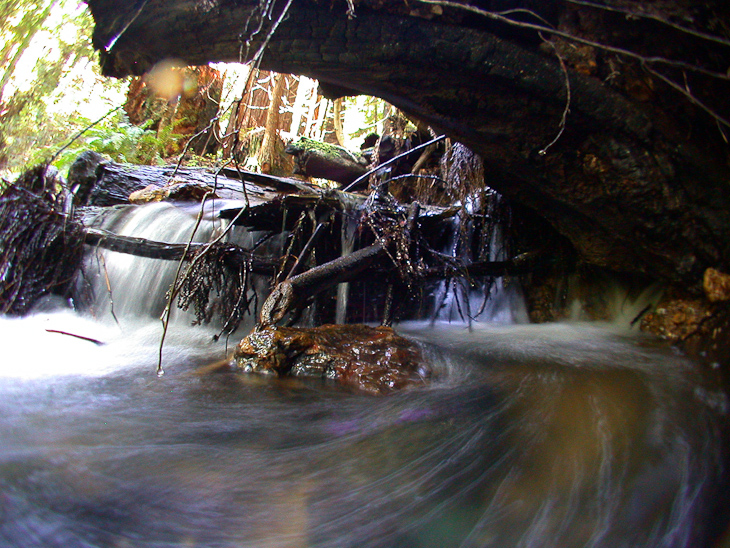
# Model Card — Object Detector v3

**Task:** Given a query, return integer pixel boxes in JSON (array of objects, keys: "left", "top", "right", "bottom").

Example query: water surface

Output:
[{"left": 0, "top": 315, "right": 728, "bottom": 548}]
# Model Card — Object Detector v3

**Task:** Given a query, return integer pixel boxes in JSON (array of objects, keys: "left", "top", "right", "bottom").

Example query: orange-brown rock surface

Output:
[{"left": 234, "top": 324, "right": 431, "bottom": 395}]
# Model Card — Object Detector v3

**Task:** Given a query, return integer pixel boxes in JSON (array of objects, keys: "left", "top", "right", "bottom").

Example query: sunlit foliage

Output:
[{"left": 0, "top": 0, "right": 127, "bottom": 175}]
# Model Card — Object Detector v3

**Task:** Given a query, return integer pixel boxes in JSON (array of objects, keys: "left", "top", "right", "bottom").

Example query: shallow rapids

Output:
[{"left": 0, "top": 315, "right": 728, "bottom": 548}]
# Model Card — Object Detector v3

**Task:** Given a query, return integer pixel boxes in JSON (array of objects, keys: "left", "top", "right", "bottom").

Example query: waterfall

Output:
[
  {"left": 561, "top": 271, "right": 665, "bottom": 329},
  {"left": 69, "top": 189, "right": 657, "bottom": 334},
  {"left": 76, "top": 202, "right": 220, "bottom": 323},
  {"left": 73, "top": 200, "right": 280, "bottom": 340},
  {"left": 430, "top": 190, "right": 528, "bottom": 325}
]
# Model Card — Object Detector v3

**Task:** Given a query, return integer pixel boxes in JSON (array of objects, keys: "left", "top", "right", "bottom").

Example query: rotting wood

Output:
[
  {"left": 84, "top": 0, "right": 730, "bottom": 286},
  {"left": 75, "top": 158, "right": 319, "bottom": 207},
  {"left": 84, "top": 227, "right": 278, "bottom": 275}
]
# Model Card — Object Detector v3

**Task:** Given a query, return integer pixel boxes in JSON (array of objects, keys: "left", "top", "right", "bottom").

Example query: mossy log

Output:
[{"left": 284, "top": 137, "right": 369, "bottom": 186}]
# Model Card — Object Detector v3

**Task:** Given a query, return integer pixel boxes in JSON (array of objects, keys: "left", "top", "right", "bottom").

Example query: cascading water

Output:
[
  {"left": 78, "top": 202, "right": 220, "bottom": 322},
  {"left": 77, "top": 199, "right": 282, "bottom": 338},
  {"left": 0, "top": 198, "right": 729, "bottom": 548},
  {"left": 430, "top": 190, "right": 528, "bottom": 325}
]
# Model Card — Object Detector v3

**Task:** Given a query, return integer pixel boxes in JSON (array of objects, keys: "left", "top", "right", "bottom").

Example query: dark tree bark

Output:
[
  {"left": 84, "top": 227, "right": 278, "bottom": 274},
  {"left": 84, "top": 0, "right": 730, "bottom": 287},
  {"left": 78, "top": 160, "right": 303, "bottom": 207}
]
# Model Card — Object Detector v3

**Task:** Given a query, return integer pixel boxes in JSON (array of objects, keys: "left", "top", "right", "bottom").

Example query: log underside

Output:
[{"left": 84, "top": 0, "right": 730, "bottom": 288}]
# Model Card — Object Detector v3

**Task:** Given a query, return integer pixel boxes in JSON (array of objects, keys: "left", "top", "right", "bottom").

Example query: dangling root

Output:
[
  {"left": 175, "top": 242, "right": 253, "bottom": 335},
  {"left": 0, "top": 166, "right": 85, "bottom": 315}
]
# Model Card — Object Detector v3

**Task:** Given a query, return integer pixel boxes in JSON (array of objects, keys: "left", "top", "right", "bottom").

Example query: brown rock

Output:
[
  {"left": 640, "top": 292, "right": 712, "bottom": 342},
  {"left": 234, "top": 324, "right": 431, "bottom": 394},
  {"left": 703, "top": 268, "right": 730, "bottom": 303}
]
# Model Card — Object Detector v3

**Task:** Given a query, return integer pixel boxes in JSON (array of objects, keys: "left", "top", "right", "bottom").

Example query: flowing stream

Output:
[{"left": 1, "top": 202, "right": 729, "bottom": 548}]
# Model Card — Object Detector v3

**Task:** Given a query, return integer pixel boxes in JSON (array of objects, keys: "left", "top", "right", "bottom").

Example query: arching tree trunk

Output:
[{"left": 84, "top": 0, "right": 730, "bottom": 289}]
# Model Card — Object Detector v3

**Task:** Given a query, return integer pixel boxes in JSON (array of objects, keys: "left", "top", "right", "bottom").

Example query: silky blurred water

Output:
[
  {"left": 1, "top": 202, "right": 728, "bottom": 547},
  {"left": 0, "top": 313, "right": 728, "bottom": 548}
]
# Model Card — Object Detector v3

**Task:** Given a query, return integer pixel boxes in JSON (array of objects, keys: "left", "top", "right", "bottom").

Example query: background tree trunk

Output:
[
  {"left": 258, "top": 72, "right": 288, "bottom": 175},
  {"left": 333, "top": 98, "right": 345, "bottom": 147}
]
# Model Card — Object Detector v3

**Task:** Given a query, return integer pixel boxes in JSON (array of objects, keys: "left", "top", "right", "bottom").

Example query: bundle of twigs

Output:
[
  {"left": 0, "top": 166, "right": 85, "bottom": 315},
  {"left": 175, "top": 242, "right": 256, "bottom": 336}
]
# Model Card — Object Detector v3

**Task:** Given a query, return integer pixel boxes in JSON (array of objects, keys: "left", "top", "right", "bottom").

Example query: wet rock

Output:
[
  {"left": 703, "top": 268, "right": 730, "bottom": 303},
  {"left": 234, "top": 324, "right": 431, "bottom": 394},
  {"left": 640, "top": 290, "right": 712, "bottom": 342},
  {"left": 641, "top": 286, "right": 730, "bottom": 370}
]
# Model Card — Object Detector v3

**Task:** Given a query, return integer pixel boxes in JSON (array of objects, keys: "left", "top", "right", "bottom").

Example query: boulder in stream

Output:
[{"left": 234, "top": 324, "right": 431, "bottom": 394}]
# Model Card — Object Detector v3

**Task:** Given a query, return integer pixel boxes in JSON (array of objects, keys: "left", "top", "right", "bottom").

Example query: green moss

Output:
[{"left": 286, "top": 136, "right": 361, "bottom": 163}]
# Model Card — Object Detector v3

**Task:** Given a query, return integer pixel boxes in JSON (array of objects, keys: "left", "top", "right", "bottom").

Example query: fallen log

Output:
[
  {"left": 85, "top": 0, "right": 730, "bottom": 286},
  {"left": 220, "top": 189, "right": 366, "bottom": 232},
  {"left": 284, "top": 137, "right": 369, "bottom": 186},
  {"left": 83, "top": 227, "right": 278, "bottom": 275},
  {"left": 219, "top": 186, "right": 459, "bottom": 234},
  {"left": 422, "top": 250, "right": 553, "bottom": 279},
  {"left": 259, "top": 242, "right": 388, "bottom": 327},
  {"left": 71, "top": 156, "right": 317, "bottom": 207}
]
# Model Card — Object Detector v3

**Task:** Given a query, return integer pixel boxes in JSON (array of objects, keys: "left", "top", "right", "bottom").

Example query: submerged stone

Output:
[{"left": 234, "top": 324, "right": 431, "bottom": 394}]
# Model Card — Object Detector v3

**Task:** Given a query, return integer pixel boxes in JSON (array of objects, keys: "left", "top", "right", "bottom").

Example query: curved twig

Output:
[
  {"left": 565, "top": 0, "right": 730, "bottom": 48},
  {"left": 538, "top": 33, "right": 571, "bottom": 155},
  {"left": 343, "top": 134, "right": 447, "bottom": 192},
  {"left": 417, "top": 0, "right": 730, "bottom": 129},
  {"left": 48, "top": 106, "right": 122, "bottom": 167},
  {"left": 416, "top": 0, "right": 730, "bottom": 81},
  {"left": 643, "top": 64, "right": 730, "bottom": 129}
]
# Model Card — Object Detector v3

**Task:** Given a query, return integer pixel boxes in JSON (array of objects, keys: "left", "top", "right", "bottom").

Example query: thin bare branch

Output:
[
  {"left": 495, "top": 8, "right": 554, "bottom": 29},
  {"left": 538, "top": 33, "right": 571, "bottom": 155},
  {"left": 565, "top": 0, "right": 730, "bottom": 48},
  {"left": 248, "top": 0, "right": 295, "bottom": 65},
  {"left": 643, "top": 64, "right": 730, "bottom": 129},
  {"left": 48, "top": 105, "right": 122, "bottom": 167},
  {"left": 417, "top": 0, "right": 730, "bottom": 129},
  {"left": 46, "top": 329, "right": 105, "bottom": 345},
  {"left": 98, "top": 252, "right": 120, "bottom": 326},
  {"left": 416, "top": 0, "right": 730, "bottom": 82},
  {"left": 343, "top": 134, "right": 447, "bottom": 192}
]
